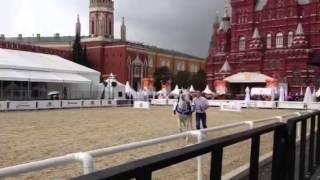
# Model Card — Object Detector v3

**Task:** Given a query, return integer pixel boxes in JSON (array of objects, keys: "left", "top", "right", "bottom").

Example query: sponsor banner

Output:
[
  {"left": 0, "top": 101, "right": 8, "bottom": 110},
  {"left": 151, "top": 99, "right": 167, "bottom": 105},
  {"left": 83, "top": 100, "right": 101, "bottom": 107},
  {"left": 38, "top": 101, "right": 61, "bottom": 109},
  {"left": 167, "top": 99, "right": 178, "bottom": 105},
  {"left": 62, "top": 100, "right": 82, "bottom": 108},
  {"left": 256, "top": 101, "right": 276, "bottom": 109},
  {"left": 307, "top": 103, "right": 320, "bottom": 110},
  {"left": 278, "top": 102, "right": 305, "bottom": 109},
  {"left": 220, "top": 102, "right": 242, "bottom": 112},
  {"left": 133, "top": 101, "right": 150, "bottom": 109},
  {"left": 101, "top": 100, "right": 117, "bottom": 106},
  {"left": 208, "top": 100, "right": 223, "bottom": 107},
  {"left": 8, "top": 101, "right": 37, "bottom": 110}
]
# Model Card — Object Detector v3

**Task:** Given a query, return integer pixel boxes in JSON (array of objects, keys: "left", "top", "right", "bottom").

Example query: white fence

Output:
[
  {"left": 0, "top": 99, "right": 130, "bottom": 111},
  {"left": 0, "top": 111, "right": 311, "bottom": 180}
]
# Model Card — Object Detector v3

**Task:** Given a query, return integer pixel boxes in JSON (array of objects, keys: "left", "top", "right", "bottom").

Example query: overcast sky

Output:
[{"left": 0, "top": 0, "right": 225, "bottom": 57}]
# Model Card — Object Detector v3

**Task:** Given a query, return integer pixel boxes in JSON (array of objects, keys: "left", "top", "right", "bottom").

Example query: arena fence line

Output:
[
  {"left": 73, "top": 111, "right": 320, "bottom": 180},
  {"left": 0, "top": 111, "right": 308, "bottom": 180}
]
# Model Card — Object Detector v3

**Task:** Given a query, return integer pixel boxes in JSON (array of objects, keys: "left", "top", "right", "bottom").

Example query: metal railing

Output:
[
  {"left": 72, "top": 111, "right": 320, "bottom": 180},
  {"left": 286, "top": 111, "right": 320, "bottom": 180},
  {"left": 72, "top": 123, "right": 288, "bottom": 180}
]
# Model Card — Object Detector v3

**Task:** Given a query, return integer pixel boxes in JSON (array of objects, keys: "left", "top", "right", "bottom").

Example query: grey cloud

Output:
[{"left": 0, "top": 0, "right": 225, "bottom": 57}]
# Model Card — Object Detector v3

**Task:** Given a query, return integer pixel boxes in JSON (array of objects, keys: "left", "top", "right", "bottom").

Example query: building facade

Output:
[
  {"left": 0, "top": 0, "right": 205, "bottom": 91},
  {"left": 207, "top": 0, "right": 320, "bottom": 95}
]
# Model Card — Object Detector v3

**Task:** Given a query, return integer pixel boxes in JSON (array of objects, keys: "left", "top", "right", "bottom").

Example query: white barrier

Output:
[
  {"left": 278, "top": 102, "right": 306, "bottom": 109},
  {"left": 307, "top": 103, "right": 320, "bottom": 110},
  {"left": 8, "top": 101, "right": 37, "bottom": 110},
  {"left": 83, "top": 100, "right": 101, "bottom": 107},
  {"left": 255, "top": 101, "right": 276, "bottom": 109},
  {"left": 220, "top": 102, "right": 242, "bottom": 112},
  {"left": 133, "top": 101, "right": 150, "bottom": 109},
  {"left": 208, "top": 100, "right": 224, "bottom": 107},
  {"left": 61, "top": 100, "right": 82, "bottom": 108},
  {"left": 37, "top": 101, "right": 61, "bottom": 109},
  {"left": 151, "top": 99, "right": 167, "bottom": 105},
  {"left": 101, "top": 100, "right": 117, "bottom": 107},
  {"left": 167, "top": 99, "right": 178, "bottom": 105},
  {"left": 0, "top": 111, "right": 306, "bottom": 180},
  {"left": 0, "top": 101, "right": 7, "bottom": 111}
]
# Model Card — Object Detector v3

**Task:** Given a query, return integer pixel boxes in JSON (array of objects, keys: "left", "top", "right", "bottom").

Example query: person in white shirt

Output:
[{"left": 193, "top": 91, "right": 209, "bottom": 130}]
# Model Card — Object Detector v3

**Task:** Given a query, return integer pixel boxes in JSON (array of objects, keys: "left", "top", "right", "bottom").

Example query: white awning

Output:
[
  {"left": 224, "top": 72, "right": 275, "bottom": 83},
  {"left": 0, "top": 69, "right": 91, "bottom": 83}
]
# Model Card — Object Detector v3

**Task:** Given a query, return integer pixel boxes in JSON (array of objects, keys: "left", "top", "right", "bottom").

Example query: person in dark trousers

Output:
[{"left": 193, "top": 91, "right": 209, "bottom": 130}]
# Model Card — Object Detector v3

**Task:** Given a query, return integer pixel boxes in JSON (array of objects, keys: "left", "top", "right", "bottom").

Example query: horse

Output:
[{"left": 173, "top": 92, "right": 193, "bottom": 134}]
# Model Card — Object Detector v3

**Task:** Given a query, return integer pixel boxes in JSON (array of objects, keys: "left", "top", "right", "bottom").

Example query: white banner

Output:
[
  {"left": 133, "top": 101, "right": 150, "bottom": 109},
  {"left": 38, "top": 101, "right": 61, "bottom": 109},
  {"left": 278, "top": 102, "right": 305, "bottom": 109},
  {"left": 167, "top": 99, "right": 178, "bottom": 105},
  {"left": 307, "top": 103, "right": 320, "bottom": 110},
  {"left": 62, "top": 100, "right": 82, "bottom": 108},
  {"left": 8, "top": 101, "right": 37, "bottom": 110},
  {"left": 208, "top": 100, "right": 223, "bottom": 107},
  {"left": 256, "top": 101, "right": 276, "bottom": 109},
  {"left": 0, "top": 101, "right": 7, "bottom": 110},
  {"left": 83, "top": 100, "right": 101, "bottom": 107},
  {"left": 220, "top": 102, "right": 242, "bottom": 112},
  {"left": 101, "top": 100, "right": 117, "bottom": 106},
  {"left": 151, "top": 99, "right": 167, "bottom": 105}
]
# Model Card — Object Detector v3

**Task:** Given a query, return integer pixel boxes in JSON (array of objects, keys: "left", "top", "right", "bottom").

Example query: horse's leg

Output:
[{"left": 178, "top": 116, "right": 183, "bottom": 133}]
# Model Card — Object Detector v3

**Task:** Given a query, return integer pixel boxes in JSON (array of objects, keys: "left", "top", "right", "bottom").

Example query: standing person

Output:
[{"left": 193, "top": 91, "right": 209, "bottom": 130}]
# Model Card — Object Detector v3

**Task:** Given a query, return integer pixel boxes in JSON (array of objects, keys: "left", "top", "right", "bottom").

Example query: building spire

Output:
[
  {"left": 75, "top": 14, "right": 81, "bottom": 37},
  {"left": 121, "top": 16, "right": 127, "bottom": 41},
  {"left": 292, "top": 23, "right": 308, "bottom": 48}
]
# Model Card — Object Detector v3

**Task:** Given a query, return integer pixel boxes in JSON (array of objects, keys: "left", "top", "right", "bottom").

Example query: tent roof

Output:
[
  {"left": 0, "top": 48, "right": 100, "bottom": 75},
  {"left": 224, "top": 72, "right": 275, "bottom": 83}
]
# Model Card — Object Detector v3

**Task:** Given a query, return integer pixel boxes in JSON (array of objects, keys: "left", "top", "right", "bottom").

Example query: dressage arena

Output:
[{"left": 0, "top": 107, "right": 296, "bottom": 180}]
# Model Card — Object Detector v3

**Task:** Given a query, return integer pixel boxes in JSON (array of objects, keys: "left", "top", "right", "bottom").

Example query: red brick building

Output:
[
  {"left": 0, "top": 0, "right": 205, "bottom": 91},
  {"left": 207, "top": 0, "right": 320, "bottom": 95}
]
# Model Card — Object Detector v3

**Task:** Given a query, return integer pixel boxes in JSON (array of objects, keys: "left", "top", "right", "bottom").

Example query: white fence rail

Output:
[{"left": 0, "top": 111, "right": 309, "bottom": 180}]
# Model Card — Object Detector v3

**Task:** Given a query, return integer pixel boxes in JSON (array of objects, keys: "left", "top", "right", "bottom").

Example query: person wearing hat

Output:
[{"left": 193, "top": 91, "right": 209, "bottom": 130}]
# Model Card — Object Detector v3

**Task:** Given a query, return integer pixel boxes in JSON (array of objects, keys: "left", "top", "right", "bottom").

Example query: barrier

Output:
[
  {"left": 220, "top": 102, "right": 242, "bottom": 112},
  {"left": 37, "top": 101, "right": 61, "bottom": 109},
  {"left": 61, "top": 100, "right": 82, "bottom": 108},
  {"left": 0, "top": 101, "right": 7, "bottom": 111},
  {"left": 167, "top": 99, "right": 178, "bottom": 105},
  {"left": 133, "top": 101, "right": 150, "bottom": 109},
  {"left": 307, "top": 103, "right": 320, "bottom": 110},
  {"left": 256, "top": 101, "right": 276, "bottom": 109},
  {"left": 0, "top": 111, "right": 306, "bottom": 180},
  {"left": 208, "top": 100, "right": 224, "bottom": 107},
  {"left": 8, "top": 101, "right": 37, "bottom": 110},
  {"left": 82, "top": 100, "right": 101, "bottom": 108},
  {"left": 278, "top": 102, "right": 305, "bottom": 109},
  {"left": 101, "top": 100, "right": 117, "bottom": 107},
  {"left": 151, "top": 99, "right": 167, "bottom": 105}
]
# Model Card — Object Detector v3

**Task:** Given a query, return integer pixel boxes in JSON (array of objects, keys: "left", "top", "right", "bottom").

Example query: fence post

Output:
[
  {"left": 195, "top": 131, "right": 204, "bottom": 180},
  {"left": 286, "top": 121, "right": 297, "bottom": 180},
  {"left": 74, "top": 152, "right": 95, "bottom": 175},
  {"left": 271, "top": 125, "right": 288, "bottom": 180}
]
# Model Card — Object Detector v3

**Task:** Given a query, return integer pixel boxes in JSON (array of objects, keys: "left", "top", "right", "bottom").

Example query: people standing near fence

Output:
[{"left": 193, "top": 91, "right": 209, "bottom": 130}]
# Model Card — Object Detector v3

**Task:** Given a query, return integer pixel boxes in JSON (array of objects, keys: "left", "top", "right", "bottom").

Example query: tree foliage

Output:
[
  {"left": 174, "top": 71, "right": 191, "bottom": 89},
  {"left": 153, "top": 66, "right": 172, "bottom": 91},
  {"left": 72, "top": 33, "right": 91, "bottom": 68},
  {"left": 191, "top": 69, "right": 207, "bottom": 91}
]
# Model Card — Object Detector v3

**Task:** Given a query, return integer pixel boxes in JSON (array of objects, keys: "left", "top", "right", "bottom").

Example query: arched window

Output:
[
  {"left": 276, "top": 32, "right": 284, "bottom": 48},
  {"left": 266, "top": 33, "right": 272, "bottom": 49},
  {"left": 239, "top": 36, "right": 246, "bottom": 51},
  {"left": 288, "top": 31, "right": 293, "bottom": 47}
]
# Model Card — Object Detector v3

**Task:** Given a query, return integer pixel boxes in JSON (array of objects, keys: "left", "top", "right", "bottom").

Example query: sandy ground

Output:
[{"left": 0, "top": 107, "right": 297, "bottom": 180}]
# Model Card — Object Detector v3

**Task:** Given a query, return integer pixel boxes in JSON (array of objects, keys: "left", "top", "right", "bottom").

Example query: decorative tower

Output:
[
  {"left": 292, "top": 23, "right": 308, "bottom": 48},
  {"left": 75, "top": 15, "right": 81, "bottom": 37},
  {"left": 89, "top": 0, "right": 114, "bottom": 38},
  {"left": 249, "top": 27, "right": 263, "bottom": 50},
  {"left": 121, "top": 17, "right": 127, "bottom": 41}
]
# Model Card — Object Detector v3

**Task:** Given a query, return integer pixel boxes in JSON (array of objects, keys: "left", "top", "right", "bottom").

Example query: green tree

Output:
[
  {"left": 153, "top": 66, "right": 172, "bottom": 91},
  {"left": 191, "top": 69, "right": 207, "bottom": 91},
  {"left": 174, "top": 71, "right": 191, "bottom": 89},
  {"left": 72, "top": 33, "right": 91, "bottom": 68}
]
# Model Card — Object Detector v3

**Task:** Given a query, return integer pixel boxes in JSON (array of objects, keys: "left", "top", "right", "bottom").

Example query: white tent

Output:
[
  {"left": 303, "top": 86, "right": 313, "bottom": 104},
  {"left": 203, "top": 85, "right": 214, "bottom": 94},
  {"left": 244, "top": 87, "right": 251, "bottom": 103},
  {"left": 125, "top": 81, "right": 137, "bottom": 96},
  {"left": 224, "top": 72, "right": 275, "bottom": 83},
  {"left": 104, "top": 74, "right": 126, "bottom": 100},
  {"left": 279, "top": 86, "right": 285, "bottom": 102},
  {"left": 312, "top": 88, "right": 317, "bottom": 102},
  {"left": 316, "top": 88, "right": 320, "bottom": 98},
  {"left": 189, "top": 85, "right": 196, "bottom": 93},
  {"left": 170, "top": 85, "right": 181, "bottom": 95}
]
